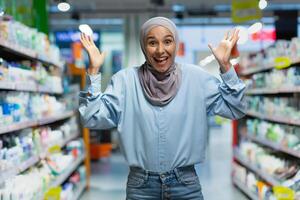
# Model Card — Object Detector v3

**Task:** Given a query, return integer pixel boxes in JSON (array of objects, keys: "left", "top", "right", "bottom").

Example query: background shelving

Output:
[{"left": 233, "top": 39, "right": 300, "bottom": 199}]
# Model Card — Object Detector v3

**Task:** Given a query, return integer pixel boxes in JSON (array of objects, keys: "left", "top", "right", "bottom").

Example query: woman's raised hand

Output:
[
  {"left": 80, "top": 33, "right": 106, "bottom": 75},
  {"left": 208, "top": 29, "right": 239, "bottom": 73}
]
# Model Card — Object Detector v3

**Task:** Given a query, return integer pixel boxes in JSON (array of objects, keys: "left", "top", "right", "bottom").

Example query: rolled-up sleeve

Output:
[
  {"left": 79, "top": 73, "right": 124, "bottom": 129},
  {"left": 205, "top": 67, "right": 246, "bottom": 119}
]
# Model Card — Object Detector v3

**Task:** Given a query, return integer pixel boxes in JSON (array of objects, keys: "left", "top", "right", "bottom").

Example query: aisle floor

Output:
[{"left": 80, "top": 123, "right": 248, "bottom": 200}]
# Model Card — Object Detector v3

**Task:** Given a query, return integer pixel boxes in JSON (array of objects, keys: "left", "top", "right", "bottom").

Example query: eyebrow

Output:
[{"left": 146, "top": 35, "right": 174, "bottom": 40}]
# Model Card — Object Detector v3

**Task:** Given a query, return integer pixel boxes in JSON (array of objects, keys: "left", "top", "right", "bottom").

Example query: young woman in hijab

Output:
[{"left": 79, "top": 17, "right": 245, "bottom": 199}]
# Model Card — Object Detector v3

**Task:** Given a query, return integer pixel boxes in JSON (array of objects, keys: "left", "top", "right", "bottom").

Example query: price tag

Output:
[
  {"left": 48, "top": 145, "right": 61, "bottom": 154},
  {"left": 273, "top": 186, "right": 295, "bottom": 200},
  {"left": 274, "top": 57, "right": 292, "bottom": 69}
]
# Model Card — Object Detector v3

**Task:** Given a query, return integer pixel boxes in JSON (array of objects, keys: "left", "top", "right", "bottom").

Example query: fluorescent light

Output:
[
  {"left": 79, "top": 24, "right": 93, "bottom": 36},
  {"left": 259, "top": 0, "right": 267, "bottom": 10},
  {"left": 248, "top": 22, "right": 263, "bottom": 34},
  {"left": 58, "top": 2, "right": 70, "bottom": 12}
]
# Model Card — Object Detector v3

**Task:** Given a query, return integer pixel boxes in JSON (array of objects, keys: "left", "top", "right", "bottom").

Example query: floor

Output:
[{"left": 80, "top": 122, "right": 248, "bottom": 200}]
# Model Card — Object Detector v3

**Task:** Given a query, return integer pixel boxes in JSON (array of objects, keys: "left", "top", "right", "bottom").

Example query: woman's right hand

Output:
[{"left": 80, "top": 33, "right": 106, "bottom": 75}]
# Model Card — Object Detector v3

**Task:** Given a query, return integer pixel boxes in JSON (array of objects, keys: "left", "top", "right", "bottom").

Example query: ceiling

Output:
[{"left": 49, "top": 0, "right": 300, "bottom": 29}]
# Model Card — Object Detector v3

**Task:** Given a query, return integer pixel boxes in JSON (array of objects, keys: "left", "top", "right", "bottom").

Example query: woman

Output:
[{"left": 79, "top": 17, "right": 245, "bottom": 200}]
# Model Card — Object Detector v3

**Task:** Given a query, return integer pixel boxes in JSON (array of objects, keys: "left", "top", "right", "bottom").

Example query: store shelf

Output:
[
  {"left": 50, "top": 155, "right": 85, "bottom": 188},
  {"left": 0, "top": 38, "right": 63, "bottom": 69},
  {"left": 73, "top": 181, "right": 87, "bottom": 200},
  {"left": 0, "top": 120, "right": 38, "bottom": 135},
  {"left": 0, "top": 110, "right": 75, "bottom": 135},
  {"left": 246, "top": 110, "right": 300, "bottom": 126},
  {"left": 38, "top": 111, "right": 75, "bottom": 126},
  {"left": 240, "top": 64, "right": 274, "bottom": 76},
  {"left": 58, "top": 132, "right": 80, "bottom": 148},
  {"left": 245, "top": 134, "right": 300, "bottom": 159},
  {"left": 0, "top": 132, "right": 80, "bottom": 186},
  {"left": 240, "top": 58, "right": 300, "bottom": 76},
  {"left": 0, "top": 155, "right": 40, "bottom": 186},
  {"left": 232, "top": 178, "right": 258, "bottom": 200},
  {"left": 234, "top": 152, "right": 281, "bottom": 186},
  {"left": 0, "top": 81, "right": 63, "bottom": 94},
  {"left": 246, "top": 86, "right": 300, "bottom": 95}
]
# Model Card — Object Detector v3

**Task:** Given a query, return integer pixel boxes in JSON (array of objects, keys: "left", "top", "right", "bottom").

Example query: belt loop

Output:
[
  {"left": 174, "top": 167, "right": 181, "bottom": 182},
  {"left": 145, "top": 170, "right": 149, "bottom": 181}
]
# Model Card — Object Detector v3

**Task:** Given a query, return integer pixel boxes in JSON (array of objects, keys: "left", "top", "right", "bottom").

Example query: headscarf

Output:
[{"left": 138, "top": 17, "right": 182, "bottom": 106}]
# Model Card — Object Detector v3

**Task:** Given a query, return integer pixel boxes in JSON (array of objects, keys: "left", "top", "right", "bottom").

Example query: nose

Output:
[{"left": 156, "top": 43, "right": 165, "bottom": 55}]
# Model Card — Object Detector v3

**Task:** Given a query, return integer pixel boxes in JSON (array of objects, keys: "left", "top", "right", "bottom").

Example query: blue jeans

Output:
[{"left": 126, "top": 165, "right": 204, "bottom": 200}]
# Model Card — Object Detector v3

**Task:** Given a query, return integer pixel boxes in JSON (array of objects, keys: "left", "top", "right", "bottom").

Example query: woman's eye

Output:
[
  {"left": 165, "top": 40, "right": 172, "bottom": 45},
  {"left": 148, "top": 41, "right": 156, "bottom": 46}
]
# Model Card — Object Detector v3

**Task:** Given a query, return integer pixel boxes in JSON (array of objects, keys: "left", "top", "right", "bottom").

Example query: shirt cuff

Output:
[
  {"left": 220, "top": 66, "right": 239, "bottom": 85},
  {"left": 86, "top": 73, "right": 102, "bottom": 95}
]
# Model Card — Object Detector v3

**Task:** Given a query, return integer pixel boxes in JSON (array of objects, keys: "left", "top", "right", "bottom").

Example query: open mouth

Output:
[{"left": 154, "top": 57, "right": 168, "bottom": 64}]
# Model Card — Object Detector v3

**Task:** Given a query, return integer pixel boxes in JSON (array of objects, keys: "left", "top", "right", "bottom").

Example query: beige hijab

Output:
[{"left": 138, "top": 17, "right": 182, "bottom": 106}]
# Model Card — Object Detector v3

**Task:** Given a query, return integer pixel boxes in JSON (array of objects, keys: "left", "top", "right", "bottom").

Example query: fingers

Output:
[
  {"left": 232, "top": 29, "right": 240, "bottom": 45},
  {"left": 223, "top": 30, "right": 229, "bottom": 40},
  {"left": 208, "top": 43, "right": 215, "bottom": 56},
  {"left": 80, "top": 33, "right": 93, "bottom": 47}
]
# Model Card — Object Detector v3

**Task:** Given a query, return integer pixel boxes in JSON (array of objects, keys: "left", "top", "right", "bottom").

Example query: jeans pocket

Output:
[
  {"left": 178, "top": 171, "right": 200, "bottom": 186},
  {"left": 127, "top": 173, "right": 146, "bottom": 188}
]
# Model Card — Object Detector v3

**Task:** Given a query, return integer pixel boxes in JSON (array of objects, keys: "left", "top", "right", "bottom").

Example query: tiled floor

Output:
[{"left": 80, "top": 122, "right": 248, "bottom": 200}]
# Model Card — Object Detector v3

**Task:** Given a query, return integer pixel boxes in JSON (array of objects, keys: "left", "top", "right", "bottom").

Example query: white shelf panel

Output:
[
  {"left": 0, "top": 111, "right": 75, "bottom": 135},
  {"left": 0, "top": 120, "right": 38, "bottom": 134},
  {"left": 0, "top": 81, "right": 15, "bottom": 90},
  {"left": 73, "top": 181, "right": 87, "bottom": 200},
  {"left": 246, "top": 86, "right": 300, "bottom": 95},
  {"left": 38, "top": 111, "right": 75, "bottom": 126},
  {"left": 0, "top": 80, "right": 63, "bottom": 94},
  {"left": 240, "top": 57, "right": 300, "bottom": 76},
  {"left": 234, "top": 152, "right": 281, "bottom": 186},
  {"left": 233, "top": 178, "right": 258, "bottom": 200},
  {"left": 240, "top": 64, "right": 274, "bottom": 76},
  {"left": 246, "top": 134, "right": 300, "bottom": 159},
  {"left": 0, "top": 38, "right": 63, "bottom": 69},
  {"left": 246, "top": 110, "right": 300, "bottom": 126},
  {"left": 50, "top": 155, "right": 85, "bottom": 188}
]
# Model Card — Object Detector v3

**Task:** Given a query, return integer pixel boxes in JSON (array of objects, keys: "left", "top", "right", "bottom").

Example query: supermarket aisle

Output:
[{"left": 80, "top": 122, "right": 247, "bottom": 200}]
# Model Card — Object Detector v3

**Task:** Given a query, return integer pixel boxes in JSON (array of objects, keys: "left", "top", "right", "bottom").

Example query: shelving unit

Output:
[
  {"left": 233, "top": 49, "right": 300, "bottom": 199},
  {"left": 240, "top": 57, "right": 300, "bottom": 76},
  {"left": 246, "top": 110, "right": 300, "bottom": 126},
  {"left": 234, "top": 151, "right": 281, "bottom": 186},
  {"left": 0, "top": 110, "right": 75, "bottom": 135},
  {"left": 0, "top": 39, "right": 64, "bottom": 69},
  {"left": 49, "top": 155, "right": 85, "bottom": 189},
  {"left": 245, "top": 134, "right": 300, "bottom": 159},
  {"left": 0, "top": 80, "right": 63, "bottom": 94},
  {"left": 0, "top": 126, "right": 82, "bottom": 186},
  {"left": 0, "top": 25, "right": 88, "bottom": 199},
  {"left": 232, "top": 178, "right": 258, "bottom": 200},
  {"left": 73, "top": 181, "right": 87, "bottom": 200}
]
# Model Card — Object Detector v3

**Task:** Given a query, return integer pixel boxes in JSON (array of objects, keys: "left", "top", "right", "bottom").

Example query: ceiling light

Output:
[
  {"left": 58, "top": 1, "right": 70, "bottom": 12},
  {"left": 79, "top": 24, "right": 93, "bottom": 36},
  {"left": 248, "top": 22, "right": 263, "bottom": 34},
  {"left": 259, "top": 0, "right": 267, "bottom": 10}
]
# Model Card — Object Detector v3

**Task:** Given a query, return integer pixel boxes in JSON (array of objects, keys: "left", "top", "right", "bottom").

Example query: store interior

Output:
[{"left": 1, "top": 0, "right": 300, "bottom": 199}]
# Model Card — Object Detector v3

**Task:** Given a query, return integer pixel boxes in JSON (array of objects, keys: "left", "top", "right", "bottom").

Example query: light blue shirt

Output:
[{"left": 79, "top": 63, "right": 246, "bottom": 172}]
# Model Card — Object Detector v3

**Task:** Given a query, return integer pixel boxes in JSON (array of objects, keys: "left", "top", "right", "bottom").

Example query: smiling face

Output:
[{"left": 145, "top": 26, "right": 176, "bottom": 73}]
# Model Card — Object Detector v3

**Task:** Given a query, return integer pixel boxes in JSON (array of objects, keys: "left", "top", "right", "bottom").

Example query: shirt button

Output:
[
  {"left": 160, "top": 174, "right": 165, "bottom": 178},
  {"left": 160, "top": 107, "right": 163, "bottom": 111}
]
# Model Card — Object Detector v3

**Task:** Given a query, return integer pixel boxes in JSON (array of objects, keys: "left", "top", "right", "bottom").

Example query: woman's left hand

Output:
[{"left": 208, "top": 29, "right": 239, "bottom": 73}]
